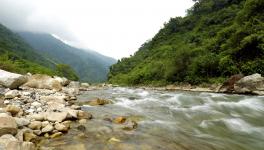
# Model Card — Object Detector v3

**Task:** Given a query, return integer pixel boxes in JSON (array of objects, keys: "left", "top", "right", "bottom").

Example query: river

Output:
[{"left": 39, "top": 87, "right": 264, "bottom": 150}]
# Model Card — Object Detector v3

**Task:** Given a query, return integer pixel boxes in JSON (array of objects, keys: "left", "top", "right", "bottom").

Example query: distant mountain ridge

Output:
[
  {"left": 0, "top": 23, "right": 57, "bottom": 75},
  {"left": 18, "top": 32, "right": 116, "bottom": 83}
]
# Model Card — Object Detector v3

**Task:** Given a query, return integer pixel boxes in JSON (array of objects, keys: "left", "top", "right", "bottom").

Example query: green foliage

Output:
[
  {"left": 109, "top": 0, "right": 264, "bottom": 85},
  {"left": 55, "top": 64, "right": 79, "bottom": 81},
  {"left": 18, "top": 32, "right": 116, "bottom": 83}
]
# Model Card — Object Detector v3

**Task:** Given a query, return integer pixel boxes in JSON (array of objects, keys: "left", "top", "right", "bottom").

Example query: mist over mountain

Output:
[{"left": 18, "top": 32, "right": 116, "bottom": 83}]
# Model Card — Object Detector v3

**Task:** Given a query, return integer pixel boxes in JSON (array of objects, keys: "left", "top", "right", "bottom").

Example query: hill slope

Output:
[
  {"left": 108, "top": 0, "right": 264, "bottom": 85},
  {"left": 0, "top": 23, "right": 57, "bottom": 75},
  {"left": 18, "top": 32, "right": 116, "bottom": 83}
]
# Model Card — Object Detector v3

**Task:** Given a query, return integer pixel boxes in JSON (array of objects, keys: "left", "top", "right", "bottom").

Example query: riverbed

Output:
[{"left": 39, "top": 87, "right": 264, "bottom": 150}]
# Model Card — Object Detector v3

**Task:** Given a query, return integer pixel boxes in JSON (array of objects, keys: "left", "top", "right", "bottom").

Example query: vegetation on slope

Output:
[
  {"left": 0, "top": 23, "right": 79, "bottom": 79},
  {"left": 108, "top": 0, "right": 264, "bottom": 86},
  {"left": 18, "top": 32, "right": 116, "bottom": 83}
]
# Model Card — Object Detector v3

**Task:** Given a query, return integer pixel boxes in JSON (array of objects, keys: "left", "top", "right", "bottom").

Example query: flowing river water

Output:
[{"left": 39, "top": 87, "right": 264, "bottom": 150}]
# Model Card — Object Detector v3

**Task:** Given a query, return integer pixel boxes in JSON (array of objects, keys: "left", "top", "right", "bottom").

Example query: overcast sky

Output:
[{"left": 0, "top": 0, "right": 194, "bottom": 59}]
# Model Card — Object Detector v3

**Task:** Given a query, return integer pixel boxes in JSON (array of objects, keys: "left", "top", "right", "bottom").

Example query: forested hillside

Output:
[
  {"left": 19, "top": 32, "right": 116, "bottom": 83},
  {"left": 0, "top": 23, "right": 56, "bottom": 75},
  {"left": 108, "top": 0, "right": 264, "bottom": 85},
  {"left": 0, "top": 23, "right": 79, "bottom": 80}
]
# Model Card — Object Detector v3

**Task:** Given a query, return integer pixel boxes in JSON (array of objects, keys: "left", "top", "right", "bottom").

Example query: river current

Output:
[{"left": 40, "top": 87, "right": 264, "bottom": 150}]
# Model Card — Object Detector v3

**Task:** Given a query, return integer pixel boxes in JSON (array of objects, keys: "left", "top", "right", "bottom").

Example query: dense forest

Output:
[
  {"left": 108, "top": 0, "right": 264, "bottom": 85},
  {"left": 0, "top": 24, "right": 79, "bottom": 80}
]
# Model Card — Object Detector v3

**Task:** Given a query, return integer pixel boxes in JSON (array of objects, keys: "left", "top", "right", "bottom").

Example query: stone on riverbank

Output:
[
  {"left": 0, "top": 69, "right": 28, "bottom": 89},
  {"left": 0, "top": 113, "right": 17, "bottom": 136},
  {"left": 234, "top": 73, "right": 264, "bottom": 94},
  {"left": 23, "top": 74, "right": 62, "bottom": 91}
]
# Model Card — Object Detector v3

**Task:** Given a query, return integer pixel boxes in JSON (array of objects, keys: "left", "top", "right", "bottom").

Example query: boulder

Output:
[
  {"left": 28, "top": 121, "right": 42, "bottom": 130},
  {"left": 54, "top": 76, "right": 70, "bottom": 86},
  {"left": 23, "top": 74, "right": 62, "bottom": 91},
  {"left": 46, "top": 112, "right": 68, "bottom": 122},
  {"left": 218, "top": 74, "right": 244, "bottom": 93},
  {"left": 234, "top": 73, "right": 264, "bottom": 94},
  {"left": 29, "top": 114, "right": 45, "bottom": 121},
  {"left": 14, "top": 117, "right": 30, "bottom": 127},
  {"left": 0, "top": 69, "right": 28, "bottom": 89},
  {"left": 77, "top": 111, "right": 92, "bottom": 120},
  {"left": 5, "top": 105, "right": 21, "bottom": 115},
  {"left": 113, "top": 116, "right": 126, "bottom": 124},
  {"left": 4, "top": 90, "right": 20, "bottom": 99},
  {"left": 80, "top": 83, "right": 90, "bottom": 88},
  {"left": 86, "top": 98, "right": 113, "bottom": 106},
  {"left": 40, "top": 95, "right": 66, "bottom": 104},
  {"left": 54, "top": 123, "right": 68, "bottom": 132},
  {"left": 41, "top": 124, "right": 54, "bottom": 133},
  {"left": 0, "top": 113, "right": 17, "bottom": 136}
]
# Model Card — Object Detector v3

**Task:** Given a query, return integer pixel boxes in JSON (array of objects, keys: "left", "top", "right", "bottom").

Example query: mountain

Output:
[
  {"left": 0, "top": 23, "right": 57, "bottom": 75},
  {"left": 108, "top": 0, "right": 264, "bottom": 85},
  {"left": 18, "top": 32, "right": 116, "bottom": 83}
]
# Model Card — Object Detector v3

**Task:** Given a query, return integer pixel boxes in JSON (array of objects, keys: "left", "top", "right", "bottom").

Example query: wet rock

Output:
[
  {"left": 109, "top": 137, "right": 121, "bottom": 143},
  {"left": 77, "top": 110, "right": 92, "bottom": 119},
  {"left": 50, "top": 132, "right": 63, "bottom": 138},
  {"left": 63, "top": 108, "right": 78, "bottom": 119},
  {"left": 62, "top": 121, "right": 72, "bottom": 129},
  {"left": 23, "top": 74, "right": 62, "bottom": 91},
  {"left": 78, "top": 119, "right": 87, "bottom": 124},
  {"left": 0, "top": 113, "right": 17, "bottom": 136},
  {"left": 86, "top": 98, "right": 113, "bottom": 106},
  {"left": 77, "top": 125, "right": 86, "bottom": 132},
  {"left": 0, "top": 69, "right": 28, "bottom": 89},
  {"left": 113, "top": 116, "right": 126, "bottom": 124},
  {"left": 218, "top": 74, "right": 244, "bottom": 93},
  {"left": 14, "top": 117, "right": 30, "bottom": 127},
  {"left": 4, "top": 90, "right": 20, "bottom": 99},
  {"left": 28, "top": 121, "right": 42, "bottom": 130},
  {"left": 122, "top": 120, "right": 138, "bottom": 131},
  {"left": 5, "top": 105, "right": 21, "bottom": 115},
  {"left": 0, "top": 134, "right": 35, "bottom": 150},
  {"left": 42, "top": 124, "right": 54, "bottom": 133},
  {"left": 234, "top": 73, "right": 264, "bottom": 94},
  {"left": 54, "top": 123, "right": 68, "bottom": 132},
  {"left": 46, "top": 112, "right": 68, "bottom": 122},
  {"left": 60, "top": 144, "right": 86, "bottom": 150},
  {"left": 23, "top": 132, "right": 37, "bottom": 142}
]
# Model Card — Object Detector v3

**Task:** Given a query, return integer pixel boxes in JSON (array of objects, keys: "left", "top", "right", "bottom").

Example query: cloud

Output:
[{"left": 0, "top": 0, "right": 194, "bottom": 59}]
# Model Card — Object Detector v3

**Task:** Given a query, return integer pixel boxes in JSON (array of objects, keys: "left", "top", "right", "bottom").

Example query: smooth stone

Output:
[
  {"left": 54, "top": 123, "right": 68, "bottom": 132},
  {"left": 5, "top": 105, "right": 21, "bottom": 115},
  {"left": 0, "top": 69, "right": 28, "bottom": 89},
  {"left": 14, "top": 117, "right": 30, "bottom": 127},
  {"left": 41, "top": 124, "right": 54, "bottom": 133},
  {"left": 0, "top": 113, "right": 17, "bottom": 136},
  {"left": 28, "top": 121, "right": 42, "bottom": 130},
  {"left": 31, "top": 102, "right": 42, "bottom": 107},
  {"left": 46, "top": 112, "right": 68, "bottom": 122},
  {"left": 4, "top": 90, "right": 20, "bottom": 99},
  {"left": 78, "top": 119, "right": 87, "bottom": 124},
  {"left": 30, "top": 114, "right": 44, "bottom": 121},
  {"left": 50, "top": 132, "right": 63, "bottom": 138}
]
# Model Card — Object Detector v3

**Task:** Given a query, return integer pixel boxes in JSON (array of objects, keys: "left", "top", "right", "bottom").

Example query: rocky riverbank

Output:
[
  {"left": 0, "top": 69, "right": 137, "bottom": 150},
  {"left": 142, "top": 73, "right": 264, "bottom": 96}
]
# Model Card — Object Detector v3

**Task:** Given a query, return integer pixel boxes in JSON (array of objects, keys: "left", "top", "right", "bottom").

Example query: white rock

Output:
[
  {"left": 0, "top": 69, "right": 28, "bottom": 89},
  {"left": 30, "top": 114, "right": 44, "bottom": 121},
  {"left": 14, "top": 117, "right": 30, "bottom": 127},
  {"left": 3, "top": 100, "right": 10, "bottom": 105},
  {"left": 31, "top": 102, "right": 42, "bottom": 107}
]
